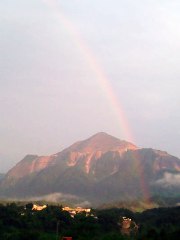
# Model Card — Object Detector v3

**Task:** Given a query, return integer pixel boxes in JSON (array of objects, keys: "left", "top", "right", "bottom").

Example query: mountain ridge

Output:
[{"left": 0, "top": 132, "right": 179, "bottom": 207}]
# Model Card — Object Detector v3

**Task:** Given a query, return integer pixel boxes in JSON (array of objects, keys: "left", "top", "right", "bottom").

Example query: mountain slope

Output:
[{"left": 0, "top": 132, "right": 179, "bottom": 206}]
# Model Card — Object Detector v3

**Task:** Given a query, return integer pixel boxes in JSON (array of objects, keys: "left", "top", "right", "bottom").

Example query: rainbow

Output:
[
  {"left": 42, "top": 0, "right": 133, "bottom": 142},
  {"left": 41, "top": 0, "right": 151, "bottom": 203}
]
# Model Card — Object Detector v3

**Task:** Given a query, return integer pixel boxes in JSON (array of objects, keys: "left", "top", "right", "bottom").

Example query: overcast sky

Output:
[{"left": 0, "top": 0, "right": 180, "bottom": 172}]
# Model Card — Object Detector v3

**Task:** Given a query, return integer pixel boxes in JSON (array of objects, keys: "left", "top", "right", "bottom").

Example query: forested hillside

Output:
[{"left": 0, "top": 203, "right": 179, "bottom": 240}]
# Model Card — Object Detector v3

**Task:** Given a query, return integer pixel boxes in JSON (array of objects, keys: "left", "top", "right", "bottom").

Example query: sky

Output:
[{"left": 0, "top": 0, "right": 180, "bottom": 172}]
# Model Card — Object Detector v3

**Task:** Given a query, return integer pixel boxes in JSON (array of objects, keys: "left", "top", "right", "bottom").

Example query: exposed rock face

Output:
[
  {"left": 6, "top": 155, "right": 56, "bottom": 179},
  {"left": 152, "top": 150, "right": 180, "bottom": 172},
  {"left": 65, "top": 132, "right": 137, "bottom": 153},
  {"left": 0, "top": 132, "right": 180, "bottom": 206},
  {"left": 55, "top": 132, "right": 137, "bottom": 177},
  {"left": 4, "top": 132, "right": 137, "bottom": 180}
]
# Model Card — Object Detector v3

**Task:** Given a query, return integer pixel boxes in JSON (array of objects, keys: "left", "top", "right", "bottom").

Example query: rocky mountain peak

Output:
[
  {"left": 0, "top": 133, "right": 180, "bottom": 206},
  {"left": 65, "top": 132, "right": 138, "bottom": 154}
]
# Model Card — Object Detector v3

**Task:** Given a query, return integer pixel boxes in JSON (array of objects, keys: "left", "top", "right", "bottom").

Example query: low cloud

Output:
[
  {"left": 27, "top": 192, "right": 91, "bottom": 207},
  {"left": 1, "top": 192, "right": 92, "bottom": 207},
  {"left": 155, "top": 172, "right": 180, "bottom": 187},
  {"left": 28, "top": 192, "right": 80, "bottom": 202},
  {"left": 74, "top": 201, "right": 91, "bottom": 208}
]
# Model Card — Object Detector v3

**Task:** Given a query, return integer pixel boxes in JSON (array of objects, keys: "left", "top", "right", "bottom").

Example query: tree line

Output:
[{"left": 0, "top": 202, "right": 179, "bottom": 240}]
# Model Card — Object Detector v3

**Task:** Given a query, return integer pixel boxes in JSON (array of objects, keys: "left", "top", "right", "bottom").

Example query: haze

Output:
[{"left": 0, "top": 0, "right": 180, "bottom": 172}]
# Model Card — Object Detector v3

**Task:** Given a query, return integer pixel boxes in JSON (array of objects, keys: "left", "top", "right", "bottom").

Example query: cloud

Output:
[
  {"left": 25, "top": 192, "right": 91, "bottom": 207},
  {"left": 154, "top": 172, "right": 180, "bottom": 187},
  {"left": 28, "top": 192, "right": 80, "bottom": 202},
  {"left": 26, "top": 192, "right": 91, "bottom": 207},
  {"left": 2, "top": 192, "right": 92, "bottom": 207}
]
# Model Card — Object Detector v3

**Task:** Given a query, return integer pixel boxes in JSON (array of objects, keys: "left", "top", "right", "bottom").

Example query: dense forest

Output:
[{"left": 0, "top": 202, "right": 179, "bottom": 240}]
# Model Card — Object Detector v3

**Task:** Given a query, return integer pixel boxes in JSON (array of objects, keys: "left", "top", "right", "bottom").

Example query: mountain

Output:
[
  {"left": 0, "top": 173, "right": 5, "bottom": 181},
  {"left": 0, "top": 132, "right": 180, "bottom": 207}
]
